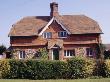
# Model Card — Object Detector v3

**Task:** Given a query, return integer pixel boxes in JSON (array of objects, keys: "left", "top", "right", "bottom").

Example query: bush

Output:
[
  {"left": 93, "top": 59, "right": 106, "bottom": 77},
  {"left": 104, "top": 50, "right": 110, "bottom": 59},
  {"left": 6, "top": 59, "right": 68, "bottom": 79},
  {"left": 0, "top": 60, "right": 10, "bottom": 78},
  {"left": 105, "top": 59, "right": 110, "bottom": 77},
  {"left": 0, "top": 57, "right": 102, "bottom": 79},
  {"left": 67, "top": 57, "right": 95, "bottom": 79},
  {"left": 37, "top": 48, "right": 48, "bottom": 60}
]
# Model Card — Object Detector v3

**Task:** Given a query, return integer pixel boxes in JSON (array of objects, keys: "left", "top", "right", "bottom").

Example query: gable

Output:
[
  {"left": 45, "top": 20, "right": 65, "bottom": 32},
  {"left": 38, "top": 17, "right": 71, "bottom": 36}
]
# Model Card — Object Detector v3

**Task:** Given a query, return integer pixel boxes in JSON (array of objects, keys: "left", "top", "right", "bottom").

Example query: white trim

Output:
[
  {"left": 19, "top": 51, "right": 21, "bottom": 59},
  {"left": 43, "top": 32, "right": 52, "bottom": 39},
  {"left": 86, "top": 48, "right": 93, "bottom": 57},
  {"left": 39, "top": 17, "right": 54, "bottom": 36},
  {"left": 58, "top": 31, "right": 67, "bottom": 38},
  {"left": 54, "top": 18, "right": 71, "bottom": 34},
  {"left": 64, "top": 50, "right": 75, "bottom": 57},
  {"left": 38, "top": 17, "right": 71, "bottom": 36},
  {"left": 52, "top": 50, "right": 53, "bottom": 60},
  {"left": 19, "top": 51, "right": 25, "bottom": 59}
]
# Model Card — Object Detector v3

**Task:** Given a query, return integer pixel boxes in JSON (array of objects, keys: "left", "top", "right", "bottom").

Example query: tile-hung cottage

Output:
[{"left": 9, "top": 2, "right": 102, "bottom": 60}]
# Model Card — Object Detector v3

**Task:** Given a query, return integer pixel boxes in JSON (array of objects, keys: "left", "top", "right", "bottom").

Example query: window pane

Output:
[
  {"left": 86, "top": 48, "right": 89, "bottom": 56},
  {"left": 64, "top": 50, "right": 66, "bottom": 56},
  {"left": 90, "top": 48, "right": 93, "bottom": 56},
  {"left": 58, "top": 31, "right": 67, "bottom": 37},
  {"left": 70, "top": 50, "right": 73, "bottom": 56},
  {"left": 20, "top": 51, "right": 22, "bottom": 58},
  {"left": 43, "top": 32, "right": 52, "bottom": 38},
  {"left": 23, "top": 51, "right": 25, "bottom": 58},
  {"left": 20, "top": 51, "right": 25, "bottom": 59},
  {"left": 63, "top": 32, "right": 67, "bottom": 37},
  {"left": 47, "top": 32, "right": 49, "bottom": 38},
  {"left": 49, "top": 32, "right": 52, "bottom": 38},
  {"left": 67, "top": 50, "right": 69, "bottom": 56},
  {"left": 61, "top": 32, "right": 63, "bottom": 37},
  {"left": 44, "top": 33, "right": 46, "bottom": 38},
  {"left": 86, "top": 48, "right": 93, "bottom": 56}
]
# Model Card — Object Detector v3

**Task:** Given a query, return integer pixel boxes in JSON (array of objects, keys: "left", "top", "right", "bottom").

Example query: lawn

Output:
[{"left": 0, "top": 78, "right": 110, "bottom": 82}]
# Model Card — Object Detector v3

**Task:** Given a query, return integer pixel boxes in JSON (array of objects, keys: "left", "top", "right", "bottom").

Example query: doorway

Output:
[{"left": 52, "top": 49, "right": 59, "bottom": 60}]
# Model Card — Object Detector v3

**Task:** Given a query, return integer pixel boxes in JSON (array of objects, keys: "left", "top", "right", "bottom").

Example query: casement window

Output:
[
  {"left": 43, "top": 32, "right": 52, "bottom": 39},
  {"left": 64, "top": 50, "right": 75, "bottom": 57},
  {"left": 19, "top": 51, "right": 25, "bottom": 59},
  {"left": 86, "top": 48, "right": 93, "bottom": 57},
  {"left": 58, "top": 31, "right": 67, "bottom": 38}
]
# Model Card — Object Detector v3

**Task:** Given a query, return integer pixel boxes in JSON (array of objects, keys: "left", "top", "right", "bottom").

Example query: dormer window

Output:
[
  {"left": 58, "top": 31, "right": 67, "bottom": 38},
  {"left": 43, "top": 32, "right": 52, "bottom": 39}
]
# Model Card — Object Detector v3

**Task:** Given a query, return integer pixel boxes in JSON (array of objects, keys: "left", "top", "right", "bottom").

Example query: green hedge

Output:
[
  {"left": 0, "top": 57, "right": 95, "bottom": 79},
  {"left": 67, "top": 57, "right": 95, "bottom": 79},
  {"left": 7, "top": 60, "right": 68, "bottom": 79},
  {"left": 105, "top": 59, "right": 110, "bottom": 77}
]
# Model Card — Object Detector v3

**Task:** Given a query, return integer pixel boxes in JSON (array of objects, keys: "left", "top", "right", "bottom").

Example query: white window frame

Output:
[
  {"left": 86, "top": 48, "right": 93, "bottom": 57},
  {"left": 58, "top": 31, "right": 67, "bottom": 38},
  {"left": 64, "top": 50, "right": 75, "bottom": 57},
  {"left": 43, "top": 32, "right": 52, "bottom": 39},
  {"left": 19, "top": 51, "right": 25, "bottom": 59}
]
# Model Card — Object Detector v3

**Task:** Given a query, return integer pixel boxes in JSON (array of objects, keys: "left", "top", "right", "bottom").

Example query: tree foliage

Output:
[
  {"left": 0, "top": 45, "right": 7, "bottom": 54},
  {"left": 37, "top": 48, "right": 48, "bottom": 60}
]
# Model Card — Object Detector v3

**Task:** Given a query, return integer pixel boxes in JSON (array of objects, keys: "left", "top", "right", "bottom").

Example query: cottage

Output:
[{"left": 9, "top": 2, "right": 102, "bottom": 60}]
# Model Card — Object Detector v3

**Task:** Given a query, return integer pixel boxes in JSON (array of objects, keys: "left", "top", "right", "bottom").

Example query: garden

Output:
[{"left": 0, "top": 44, "right": 110, "bottom": 82}]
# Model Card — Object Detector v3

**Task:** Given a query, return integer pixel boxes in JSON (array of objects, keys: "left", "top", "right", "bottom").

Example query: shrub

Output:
[
  {"left": 37, "top": 48, "right": 48, "bottom": 60},
  {"left": 93, "top": 59, "right": 106, "bottom": 77},
  {"left": 104, "top": 50, "right": 110, "bottom": 59},
  {"left": 0, "top": 57, "right": 97, "bottom": 79},
  {"left": 25, "top": 60, "right": 68, "bottom": 79},
  {"left": 8, "top": 59, "right": 30, "bottom": 79},
  {"left": 67, "top": 57, "right": 95, "bottom": 79},
  {"left": 6, "top": 59, "right": 68, "bottom": 79},
  {"left": 0, "top": 60, "right": 10, "bottom": 78},
  {"left": 105, "top": 59, "right": 110, "bottom": 77}
]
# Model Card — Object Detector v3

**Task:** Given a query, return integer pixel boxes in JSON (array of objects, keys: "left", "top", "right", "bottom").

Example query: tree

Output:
[
  {"left": 37, "top": 48, "right": 48, "bottom": 60},
  {"left": 104, "top": 50, "right": 110, "bottom": 59},
  {"left": 96, "top": 43, "right": 105, "bottom": 59},
  {"left": 0, "top": 45, "right": 7, "bottom": 54}
]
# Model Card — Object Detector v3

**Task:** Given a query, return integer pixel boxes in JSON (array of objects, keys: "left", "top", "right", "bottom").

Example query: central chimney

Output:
[{"left": 50, "top": 2, "right": 59, "bottom": 17}]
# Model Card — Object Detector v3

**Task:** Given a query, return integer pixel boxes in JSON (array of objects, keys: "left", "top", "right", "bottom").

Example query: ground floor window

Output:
[
  {"left": 19, "top": 51, "right": 25, "bottom": 59},
  {"left": 64, "top": 50, "right": 75, "bottom": 57},
  {"left": 86, "top": 48, "right": 93, "bottom": 57}
]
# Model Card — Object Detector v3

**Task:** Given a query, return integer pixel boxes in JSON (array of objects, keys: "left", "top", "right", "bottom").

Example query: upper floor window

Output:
[
  {"left": 58, "top": 31, "right": 67, "bottom": 38},
  {"left": 64, "top": 50, "right": 75, "bottom": 57},
  {"left": 19, "top": 51, "right": 25, "bottom": 59},
  {"left": 43, "top": 32, "right": 52, "bottom": 39},
  {"left": 86, "top": 48, "right": 93, "bottom": 57}
]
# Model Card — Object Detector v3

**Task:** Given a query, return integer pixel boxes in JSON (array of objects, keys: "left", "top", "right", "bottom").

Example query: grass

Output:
[{"left": 0, "top": 78, "right": 110, "bottom": 82}]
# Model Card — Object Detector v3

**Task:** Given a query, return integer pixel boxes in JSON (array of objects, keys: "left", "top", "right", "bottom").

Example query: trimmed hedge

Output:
[
  {"left": 7, "top": 60, "right": 68, "bottom": 79},
  {"left": 67, "top": 57, "right": 95, "bottom": 79},
  {"left": 0, "top": 57, "right": 95, "bottom": 79}
]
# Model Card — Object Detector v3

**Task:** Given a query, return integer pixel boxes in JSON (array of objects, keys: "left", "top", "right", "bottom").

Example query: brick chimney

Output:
[{"left": 50, "top": 2, "right": 59, "bottom": 17}]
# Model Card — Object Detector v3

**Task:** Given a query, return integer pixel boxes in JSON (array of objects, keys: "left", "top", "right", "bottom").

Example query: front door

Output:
[{"left": 52, "top": 49, "right": 59, "bottom": 60}]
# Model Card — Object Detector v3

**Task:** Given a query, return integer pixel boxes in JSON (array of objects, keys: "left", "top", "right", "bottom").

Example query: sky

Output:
[{"left": 0, "top": 0, "right": 110, "bottom": 47}]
